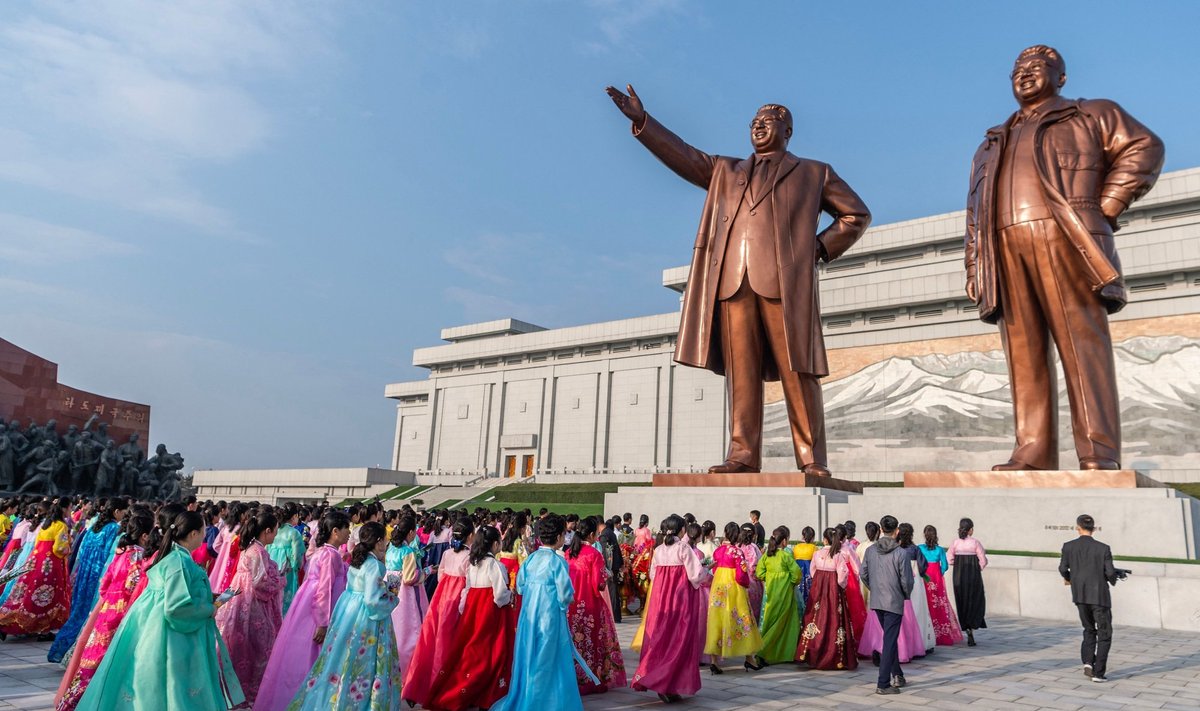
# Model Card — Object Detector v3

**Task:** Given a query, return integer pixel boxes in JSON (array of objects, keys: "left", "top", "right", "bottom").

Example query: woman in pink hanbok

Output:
[
  {"left": 54, "top": 512, "right": 154, "bottom": 711},
  {"left": 738, "top": 523, "right": 763, "bottom": 622},
  {"left": 253, "top": 511, "right": 350, "bottom": 711},
  {"left": 209, "top": 503, "right": 249, "bottom": 591},
  {"left": 565, "top": 518, "right": 626, "bottom": 695},
  {"left": 385, "top": 516, "right": 427, "bottom": 682},
  {"left": 631, "top": 515, "right": 712, "bottom": 704},
  {"left": 215, "top": 509, "right": 284, "bottom": 707}
]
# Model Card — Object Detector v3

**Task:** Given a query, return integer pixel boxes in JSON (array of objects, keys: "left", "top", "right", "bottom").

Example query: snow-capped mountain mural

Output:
[{"left": 763, "top": 335, "right": 1200, "bottom": 475}]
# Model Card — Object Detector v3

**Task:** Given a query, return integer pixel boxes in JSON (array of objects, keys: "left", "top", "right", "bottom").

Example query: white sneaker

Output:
[
  {"left": 1083, "top": 664, "right": 1093, "bottom": 678},
  {"left": 1092, "top": 675, "right": 1108, "bottom": 683}
]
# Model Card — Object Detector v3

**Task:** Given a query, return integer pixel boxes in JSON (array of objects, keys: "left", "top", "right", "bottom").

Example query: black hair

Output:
[
  {"left": 722, "top": 521, "right": 740, "bottom": 543},
  {"left": 897, "top": 522, "right": 915, "bottom": 548},
  {"left": 470, "top": 524, "right": 501, "bottom": 566},
  {"left": 750, "top": 510, "right": 761, "bottom": 518},
  {"left": 565, "top": 513, "right": 579, "bottom": 524},
  {"left": 350, "top": 521, "right": 386, "bottom": 569},
  {"left": 502, "top": 513, "right": 527, "bottom": 552},
  {"left": 844, "top": 520, "right": 857, "bottom": 539},
  {"left": 390, "top": 516, "right": 418, "bottom": 547},
  {"left": 239, "top": 509, "right": 278, "bottom": 550},
  {"left": 567, "top": 517, "right": 597, "bottom": 559},
  {"left": 204, "top": 503, "right": 222, "bottom": 525},
  {"left": 660, "top": 514, "right": 684, "bottom": 545},
  {"left": 638, "top": 514, "right": 649, "bottom": 528},
  {"left": 279, "top": 501, "right": 300, "bottom": 523},
  {"left": 923, "top": 525, "right": 939, "bottom": 549},
  {"left": 738, "top": 523, "right": 757, "bottom": 546},
  {"left": 92, "top": 497, "right": 129, "bottom": 533},
  {"left": 801, "top": 526, "right": 815, "bottom": 544},
  {"left": 880, "top": 515, "right": 899, "bottom": 534},
  {"left": 147, "top": 510, "right": 204, "bottom": 571},
  {"left": 449, "top": 517, "right": 472, "bottom": 552},
  {"left": 223, "top": 502, "right": 249, "bottom": 530},
  {"left": 958, "top": 517, "right": 974, "bottom": 539},
  {"left": 701, "top": 520, "right": 716, "bottom": 541},
  {"left": 150, "top": 503, "right": 185, "bottom": 553},
  {"left": 1076, "top": 514, "right": 1095, "bottom": 532},
  {"left": 822, "top": 527, "right": 842, "bottom": 557},
  {"left": 316, "top": 510, "right": 351, "bottom": 548},
  {"left": 865, "top": 521, "right": 880, "bottom": 543},
  {"left": 537, "top": 514, "right": 566, "bottom": 546},
  {"left": 40, "top": 499, "right": 67, "bottom": 529},
  {"left": 685, "top": 522, "right": 702, "bottom": 545},
  {"left": 766, "top": 525, "right": 790, "bottom": 557},
  {"left": 119, "top": 511, "right": 155, "bottom": 549}
]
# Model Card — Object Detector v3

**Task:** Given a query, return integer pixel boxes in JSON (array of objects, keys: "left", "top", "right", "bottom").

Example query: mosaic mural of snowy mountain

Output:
[{"left": 762, "top": 336, "right": 1200, "bottom": 474}]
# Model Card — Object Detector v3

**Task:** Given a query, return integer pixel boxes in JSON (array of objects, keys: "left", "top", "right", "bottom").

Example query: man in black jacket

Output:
[
  {"left": 1059, "top": 514, "right": 1120, "bottom": 682},
  {"left": 598, "top": 516, "right": 625, "bottom": 622}
]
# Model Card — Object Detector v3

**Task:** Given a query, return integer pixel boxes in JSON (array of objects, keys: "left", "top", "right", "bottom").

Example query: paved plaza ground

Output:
[{"left": 0, "top": 616, "right": 1197, "bottom": 710}]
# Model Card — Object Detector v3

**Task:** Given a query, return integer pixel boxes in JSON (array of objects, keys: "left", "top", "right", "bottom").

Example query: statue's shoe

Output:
[
  {"left": 990, "top": 459, "right": 1042, "bottom": 471},
  {"left": 1079, "top": 457, "right": 1120, "bottom": 470},
  {"left": 801, "top": 463, "right": 832, "bottom": 477},
  {"left": 707, "top": 461, "right": 759, "bottom": 474}
]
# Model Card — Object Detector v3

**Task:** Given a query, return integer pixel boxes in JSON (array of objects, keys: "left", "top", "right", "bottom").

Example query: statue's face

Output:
[
  {"left": 749, "top": 108, "right": 790, "bottom": 154},
  {"left": 1011, "top": 53, "right": 1063, "bottom": 106}
]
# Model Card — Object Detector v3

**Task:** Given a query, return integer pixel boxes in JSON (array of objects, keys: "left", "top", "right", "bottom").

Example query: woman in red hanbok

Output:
[
  {"left": 55, "top": 512, "right": 154, "bottom": 711},
  {"left": 838, "top": 524, "right": 868, "bottom": 641},
  {"left": 402, "top": 518, "right": 473, "bottom": 709},
  {"left": 795, "top": 527, "right": 857, "bottom": 671},
  {"left": 565, "top": 518, "right": 626, "bottom": 695},
  {"left": 424, "top": 525, "right": 515, "bottom": 711},
  {"left": 0, "top": 500, "right": 71, "bottom": 637}
]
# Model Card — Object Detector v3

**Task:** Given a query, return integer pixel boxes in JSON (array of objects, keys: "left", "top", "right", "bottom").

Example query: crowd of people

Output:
[{"left": 0, "top": 494, "right": 993, "bottom": 709}]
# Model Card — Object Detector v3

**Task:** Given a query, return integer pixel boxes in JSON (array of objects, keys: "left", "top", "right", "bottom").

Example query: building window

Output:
[
  {"left": 868, "top": 314, "right": 897, "bottom": 325},
  {"left": 826, "top": 260, "right": 866, "bottom": 273},
  {"left": 628, "top": 393, "right": 639, "bottom": 405},
  {"left": 693, "top": 388, "right": 704, "bottom": 401},
  {"left": 457, "top": 404, "right": 470, "bottom": 419},
  {"left": 914, "top": 308, "right": 944, "bottom": 319}
]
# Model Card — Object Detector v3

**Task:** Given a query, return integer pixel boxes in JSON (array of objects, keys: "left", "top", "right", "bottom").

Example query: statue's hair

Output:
[
  {"left": 757, "top": 104, "right": 793, "bottom": 132},
  {"left": 1016, "top": 45, "right": 1065, "bottom": 76}
]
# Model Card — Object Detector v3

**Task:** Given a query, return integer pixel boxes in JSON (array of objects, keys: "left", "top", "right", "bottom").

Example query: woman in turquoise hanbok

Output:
[
  {"left": 266, "top": 502, "right": 306, "bottom": 615},
  {"left": 75, "top": 510, "right": 244, "bottom": 711},
  {"left": 288, "top": 521, "right": 402, "bottom": 711},
  {"left": 493, "top": 515, "right": 597, "bottom": 711}
]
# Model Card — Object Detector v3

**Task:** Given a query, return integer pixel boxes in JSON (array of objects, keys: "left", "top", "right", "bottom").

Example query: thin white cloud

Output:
[
  {"left": 586, "top": 0, "right": 686, "bottom": 48},
  {"left": 0, "top": 212, "right": 134, "bottom": 265},
  {"left": 0, "top": 1, "right": 334, "bottom": 236}
]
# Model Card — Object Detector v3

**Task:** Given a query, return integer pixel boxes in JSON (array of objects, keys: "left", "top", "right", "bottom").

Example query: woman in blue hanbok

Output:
[
  {"left": 0, "top": 517, "right": 42, "bottom": 607},
  {"left": 493, "top": 515, "right": 596, "bottom": 711},
  {"left": 288, "top": 521, "right": 402, "bottom": 711},
  {"left": 49, "top": 500, "right": 128, "bottom": 662}
]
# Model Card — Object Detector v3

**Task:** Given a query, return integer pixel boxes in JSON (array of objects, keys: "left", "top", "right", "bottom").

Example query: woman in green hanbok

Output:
[
  {"left": 76, "top": 510, "right": 245, "bottom": 711},
  {"left": 267, "top": 503, "right": 307, "bottom": 615},
  {"left": 753, "top": 526, "right": 803, "bottom": 665}
]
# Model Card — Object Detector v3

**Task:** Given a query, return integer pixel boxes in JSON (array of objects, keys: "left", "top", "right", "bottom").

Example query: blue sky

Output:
[{"left": 2, "top": 1, "right": 1198, "bottom": 471}]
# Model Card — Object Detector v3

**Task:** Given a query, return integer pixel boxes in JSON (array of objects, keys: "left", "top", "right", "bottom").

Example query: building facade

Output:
[{"left": 388, "top": 167, "right": 1200, "bottom": 482}]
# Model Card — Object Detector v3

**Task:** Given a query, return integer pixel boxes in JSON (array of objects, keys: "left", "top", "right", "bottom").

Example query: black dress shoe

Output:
[
  {"left": 708, "top": 461, "right": 759, "bottom": 474},
  {"left": 657, "top": 692, "right": 672, "bottom": 703},
  {"left": 744, "top": 659, "right": 764, "bottom": 671},
  {"left": 708, "top": 663, "right": 723, "bottom": 675},
  {"left": 754, "top": 655, "right": 770, "bottom": 668}
]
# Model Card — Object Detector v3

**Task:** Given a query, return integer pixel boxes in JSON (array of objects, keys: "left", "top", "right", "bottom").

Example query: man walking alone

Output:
[
  {"left": 861, "top": 515, "right": 913, "bottom": 695},
  {"left": 1059, "top": 514, "right": 1119, "bottom": 682}
]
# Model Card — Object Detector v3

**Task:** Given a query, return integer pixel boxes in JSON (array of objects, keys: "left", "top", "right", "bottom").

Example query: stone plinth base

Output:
[
  {"left": 653, "top": 471, "right": 863, "bottom": 493},
  {"left": 605, "top": 486, "right": 852, "bottom": 538},
  {"left": 904, "top": 469, "right": 1164, "bottom": 489},
  {"left": 843, "top": 487, "right": 1199, "bottom": 560}
]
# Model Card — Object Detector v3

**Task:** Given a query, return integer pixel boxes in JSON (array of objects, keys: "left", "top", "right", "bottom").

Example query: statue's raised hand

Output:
[{"left": 606, "top": 84, "right": 645, "bottom": 125}]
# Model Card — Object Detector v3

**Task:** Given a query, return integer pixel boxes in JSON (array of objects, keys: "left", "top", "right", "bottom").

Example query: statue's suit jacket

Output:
[
  {"left": 965, "top": 95, "right": 1164, "bottom": 324},
  {"left": 634, "top": 115, "right": 871, "bottom": 379}
]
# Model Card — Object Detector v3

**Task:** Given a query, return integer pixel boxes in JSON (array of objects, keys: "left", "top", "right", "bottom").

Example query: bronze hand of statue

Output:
[
  {"left": 1100, "top": 195, "right": 1126, "bottom": 230},
  {"left": 605, "top": 83, "right": 646, "bottom": 126}
]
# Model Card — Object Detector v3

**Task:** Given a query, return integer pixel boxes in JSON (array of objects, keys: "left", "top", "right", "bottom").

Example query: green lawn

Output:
[
  {"left": 454, "top": 481, "right": 648, "bottom": 516},
  {"left": 1169, "top": 483, "right": 1200, "bottom": 499},
  {"left": 990, "top": 549, "right": 1198, "bottom": 566}
]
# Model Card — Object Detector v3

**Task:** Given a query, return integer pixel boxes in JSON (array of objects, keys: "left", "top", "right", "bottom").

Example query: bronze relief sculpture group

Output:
[{"left": 607, "top": 45, "right": 1164, "bottom": 477}]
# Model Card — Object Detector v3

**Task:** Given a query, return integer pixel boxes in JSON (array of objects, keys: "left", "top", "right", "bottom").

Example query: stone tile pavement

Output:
[{"left": 0, "top": 616, "right": 1196, "bottom": 710}]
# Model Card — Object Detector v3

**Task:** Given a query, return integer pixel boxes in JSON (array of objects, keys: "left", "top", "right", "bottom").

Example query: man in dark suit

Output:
[
  {"left": 606, "top": 84, "right": 871, "bottom": 476},
  {"left": 1059, "top": 514, "right": 1120, "bottom": 682},
  {"left": 749, "top": 510, "right": 766, "bottom": 548},
  {"left": 597, "top": 516, "right": 625, "bottom": 622}
]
